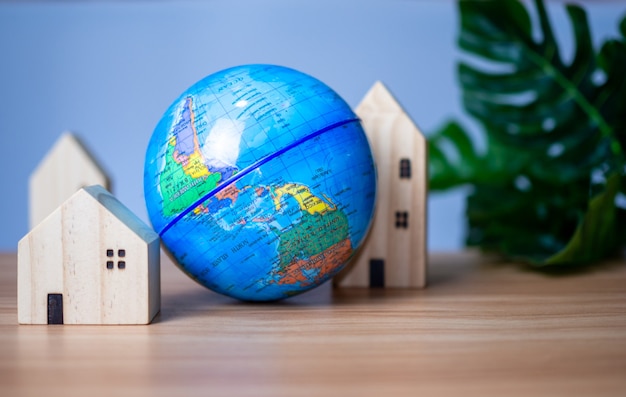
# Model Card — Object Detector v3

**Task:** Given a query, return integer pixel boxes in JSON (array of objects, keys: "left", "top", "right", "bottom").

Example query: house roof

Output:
[
  {"left": 29, "top": 132, "right": 111, "bottom": 228},
  {"left": 355, "top": 81, "right": 425, "bottom": 138},
  {"left": 30, "top": 132, "right": 110, "bottom": 189},
  {"left": 356, "top": 81, "right": 406, "bottom": 115},
  {"left": 24, "top": 185, "right": 158, "bottom": 245},
  {"left": 81, "top": 185, "right": 158, "bottom": 244}
]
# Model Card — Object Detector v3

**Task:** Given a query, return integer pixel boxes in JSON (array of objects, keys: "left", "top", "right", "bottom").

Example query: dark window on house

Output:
[
  {"left": 106, "top": 248, "right": 127, "bottom": 270},
  {"left": 369, "top": 259, "right": 385, "bottom": 288},
  {"left": 395, "top": 211, "right": 409, "bottom": 229},
  {"left": 400, "top": 158, "right": 411, "bottom": 179}
]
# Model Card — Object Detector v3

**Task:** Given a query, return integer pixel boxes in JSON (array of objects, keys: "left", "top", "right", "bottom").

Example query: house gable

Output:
[{"left": 29, "top": 132, "right": 110, "bottom": 228}]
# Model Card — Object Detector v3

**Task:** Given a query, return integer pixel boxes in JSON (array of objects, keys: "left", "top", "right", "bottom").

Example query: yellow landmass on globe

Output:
[
  {"left": 272, "top": 183, "right": 336, "bottom": 215},
  {"left": 182, "top": 151, "right": 210, "bottom": 179}
]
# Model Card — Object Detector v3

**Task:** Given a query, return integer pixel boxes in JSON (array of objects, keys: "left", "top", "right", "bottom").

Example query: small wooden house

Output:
[
  {"left": 29, "top": 132, "right": 111, "bottom": 229},
  {"left": 18, "top": 185, "right": 160, "bottom": 325},
  {"left": 335, "top": 81, "right": 427, "bottom": 288}
]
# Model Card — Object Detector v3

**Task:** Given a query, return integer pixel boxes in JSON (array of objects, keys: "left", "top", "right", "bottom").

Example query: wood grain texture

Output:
[
  {"left": 336, "top": 81, "right": 427, "bottom": 288},
  {"left": 2, "top": 251, "right": 625, "bottom": 396},
  {"left": 18, "top": 186, "right": 159, "bottom": 325},
  {"left": 29, "top": 132, "right": 110, "bottom": 229}
]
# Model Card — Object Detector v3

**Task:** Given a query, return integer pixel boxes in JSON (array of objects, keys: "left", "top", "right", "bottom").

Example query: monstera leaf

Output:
[{"left": 429, "top": 0, "right": 626, "bottom": 267}]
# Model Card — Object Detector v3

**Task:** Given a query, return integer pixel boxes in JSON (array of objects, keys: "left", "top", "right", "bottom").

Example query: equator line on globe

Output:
[
  {"left": 144, "top": 64, "right": 377, "bottom": 301},
  {"left": 158, "top": 117, "right": 360, "bottom": 237}
]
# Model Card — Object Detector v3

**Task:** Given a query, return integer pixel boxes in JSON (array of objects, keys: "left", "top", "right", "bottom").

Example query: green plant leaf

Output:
[
  {"left": 429, "top": 0, "right": 626, "bottom": 268},
  {"left": 545, "top": 173, "right": 620, "bottom": 266},
  {"left": 428, "top": 120, "right": 481, "bottom": 190}
]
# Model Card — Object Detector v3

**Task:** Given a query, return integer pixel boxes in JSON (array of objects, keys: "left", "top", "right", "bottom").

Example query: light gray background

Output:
[{"left": 0, "top": 0, "right": 622, "bottom": 251}]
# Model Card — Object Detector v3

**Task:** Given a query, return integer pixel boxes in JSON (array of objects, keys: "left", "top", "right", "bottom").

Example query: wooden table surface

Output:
[{"left": 1, "top": 251, "right": 625, "bottom": 397}]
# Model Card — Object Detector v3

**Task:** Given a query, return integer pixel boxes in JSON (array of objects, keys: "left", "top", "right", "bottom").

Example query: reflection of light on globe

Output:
[
  {"left": 144, "top": 64, "right": 377, "bottom": 301},
  {"left": 202, "top": 118, "right": 245, "bottom": 168}
]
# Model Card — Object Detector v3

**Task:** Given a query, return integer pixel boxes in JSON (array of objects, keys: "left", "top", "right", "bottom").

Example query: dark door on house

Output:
[
  {"left": 47, "top": 293, "right": 64, "bottom": 324},
  {"left": 369, "top": 259, "right": 385, "bottom": 288}
]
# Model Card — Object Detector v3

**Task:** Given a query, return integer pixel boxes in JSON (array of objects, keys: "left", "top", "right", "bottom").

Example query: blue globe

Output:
[{"left": 144, "top": 64, "right": 376, "bottom": 301}]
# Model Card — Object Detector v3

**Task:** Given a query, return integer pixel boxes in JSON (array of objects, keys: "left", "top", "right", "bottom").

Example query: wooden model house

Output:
[
  {"left": 335, "top": 81, "right": 427, "bottom": 288},
  {"left": 18, "top": 185, "right": 160, "bottom": 325},
  {"left": 29, "top": 132, "right": 111, "bottom": 229}
]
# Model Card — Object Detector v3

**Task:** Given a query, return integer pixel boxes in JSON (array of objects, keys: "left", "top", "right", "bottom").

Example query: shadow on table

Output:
[{"left": 155, "top": 251, "right": 493, "bottom": 323}]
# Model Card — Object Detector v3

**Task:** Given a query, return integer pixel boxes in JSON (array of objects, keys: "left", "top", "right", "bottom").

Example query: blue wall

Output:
[{"left": 0, "top": 0, "right": 622, "bottom": 251}]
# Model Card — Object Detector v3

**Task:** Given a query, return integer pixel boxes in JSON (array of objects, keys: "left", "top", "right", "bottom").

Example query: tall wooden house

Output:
[
  {"left": 335, "top": 81, "right": 427, "bottom": 288},
  {"left": 29, "top": 132, "right": 110, "bottom": 229}
]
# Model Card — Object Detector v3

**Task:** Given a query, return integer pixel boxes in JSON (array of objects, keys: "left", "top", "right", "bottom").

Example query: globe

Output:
[{"left": 144, "top": 64, "right": 376, "bottom": 301}]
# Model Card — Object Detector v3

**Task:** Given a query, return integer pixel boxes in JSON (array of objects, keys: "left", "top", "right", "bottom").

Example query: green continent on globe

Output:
[
  {"left": 269, "top": 184, "right": 353, "bottom": 286},
  {"left": 159, "top": 96, "right": 223, "bottom": 217}
]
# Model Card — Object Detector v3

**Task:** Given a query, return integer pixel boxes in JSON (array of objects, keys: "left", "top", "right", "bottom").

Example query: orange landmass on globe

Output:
[
  {"left": 275, "top": 238, "right": 352, "bottom": 286},
  {"left": 215, "top": 183, "right": 239, "bottom": 204},
  {"left": 191, "top": 183, "right": 239, "bottom": 215}
]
